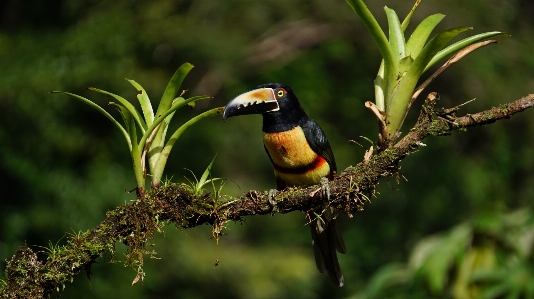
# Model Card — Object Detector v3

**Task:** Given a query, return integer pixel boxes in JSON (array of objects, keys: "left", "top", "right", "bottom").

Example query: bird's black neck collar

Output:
[
  {"left": 255, "top": 83, "right": 309, "bottom": 133},
  {"left": 262, "top": 107, "right": 308, "bottom": 133}
]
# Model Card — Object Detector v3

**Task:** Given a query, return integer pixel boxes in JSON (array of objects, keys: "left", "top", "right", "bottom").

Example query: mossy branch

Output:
[{"left": 1, "top": 93, "right": 533, "bottom": 299}]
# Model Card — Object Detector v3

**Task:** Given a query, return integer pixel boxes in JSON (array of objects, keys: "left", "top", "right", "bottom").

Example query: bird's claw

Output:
[
  {"left": 320, "top": 177, "right": 330, "bottom": 201},
  {"left": 268, "top": 189, "right": 279, "bottom": 213}
]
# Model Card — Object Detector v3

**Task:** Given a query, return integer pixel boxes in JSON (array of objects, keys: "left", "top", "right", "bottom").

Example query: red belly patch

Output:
[{"left": 273, "top": 155, "right": 327, "bottom": 174}]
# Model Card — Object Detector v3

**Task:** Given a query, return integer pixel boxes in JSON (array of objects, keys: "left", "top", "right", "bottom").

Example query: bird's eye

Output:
[{"left": 277, "top": 89, "right": 285, "bottom": 97}]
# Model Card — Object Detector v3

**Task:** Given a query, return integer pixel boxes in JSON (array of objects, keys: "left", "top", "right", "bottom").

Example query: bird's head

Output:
[{"left": 223, "top": 83, "right": 305, "bottom": 121}]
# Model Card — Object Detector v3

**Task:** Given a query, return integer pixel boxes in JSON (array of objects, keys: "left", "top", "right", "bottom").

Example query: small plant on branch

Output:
[
  {"left": 345, "top": 0, "right": 505, "bottom": 147},
  {"left": 52, "top": 63, "right": 224, "bottom": 196}
]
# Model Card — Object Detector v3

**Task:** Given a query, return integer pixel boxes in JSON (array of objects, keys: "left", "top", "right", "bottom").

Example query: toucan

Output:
[{"left": 223, "top": 83, "right": 347, "bottom": 287}]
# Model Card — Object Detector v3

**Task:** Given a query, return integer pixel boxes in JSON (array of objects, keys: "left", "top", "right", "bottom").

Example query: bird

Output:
[{"left": 223, "top": 83, "right": 346, "bottom": 287}]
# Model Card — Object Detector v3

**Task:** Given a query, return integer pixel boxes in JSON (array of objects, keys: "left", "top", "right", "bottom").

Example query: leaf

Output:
[
  {"left": 155, "top": 62, "right": 194, "bottom": 118},
  {"left": 88, "top": 87, "right": 147, "bottom": 133},
  {"left": 471, "top": 268, "right": 509, "bottom": 283},
  {"left": 452, "top": 246, "right": 497, "bottom": 299},
  {"left": 414, "top": 224, "right": 472, "bottom": 294},
  {"left": 405, "top": 14, "right": 446, "bottom": 59},
  {"left": 183, "top": 164, "right": 225, "bottom": 196},
  {"left": 374, "top": 60, "right": 386, "bottom": 110},
  {"left": 411, "top": 27, "right": 471, "bottom": 79},
  {"left": 184, "top": 168, "right": 198, "bottom": 184},
  {"left": 398, "top": 55, "right": 414, "bottom": 75},
  {"left": 51, "top": 91, "right": 131, "bottom": 151},
  {"left": 203, "top": 177, "right": 225, "bottom": 187},
  {"left": 182, "top": 95, "right": 212, "bottom": 106},
  {"left": 424, "top": 31, "right": 507, "bottom": 72},
  {"left": 141, "top": 95, "right": 211, "bottom": 152},
  {"left": 109, "top": 102, "right": 135, "bottom": 137},
  {"left": 365, "top": 263, "right": 412, "bottom": 298},
  {"left": 147, "top": 97, "right": 184, "bottom": 173},
  {"left": 150, "top": 107, "right": 223, "bottom": 184},
  {"left": 198, "top": 154, "right": 218, "bottom": 192},
  {"left": 477, "top": 275, "right": 513, "bottom": 299},
  {"left": 346, "top": 0, "right": 397, "bottom": 96},
  {"left": 109, "top": 101, "right": 145, "bottom": 188},
  {"left": 127, "top": 79, "right": 154, "bottom": 126},
  {"left": 385, "top": 27, "right": 471, "bottom": 136},
  {"left": 385, "top": 6, "right": 405, "bottom": 61},
  {"left": 411, "top": 40, "right": 498, "bottom": 102},
  {"left": 148, "top": 63, "right": 194, "bottom": 174},
  {"left": 400, "top": 0, "right": 422, "bottom": 32}
]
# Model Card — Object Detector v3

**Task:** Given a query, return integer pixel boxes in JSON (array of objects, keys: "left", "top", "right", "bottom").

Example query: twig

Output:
[{"left": 364, "top": 101, "right": 388, "bottom": 142}]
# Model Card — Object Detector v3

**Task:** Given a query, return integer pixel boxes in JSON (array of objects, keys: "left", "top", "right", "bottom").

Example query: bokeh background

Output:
[{"left": 1, "top": 0, "right": 533, "bottom": 298}]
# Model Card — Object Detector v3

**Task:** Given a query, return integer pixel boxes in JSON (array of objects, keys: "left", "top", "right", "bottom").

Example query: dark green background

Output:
[{"left": 1, "top": 0, "right": 533, "bottom": 298}]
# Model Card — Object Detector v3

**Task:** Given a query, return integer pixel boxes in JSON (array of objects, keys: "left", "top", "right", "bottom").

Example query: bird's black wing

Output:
[
  {"left": 300, "top": 118, "right": 337, "bottom": 175},
  {"left": 301, "top": 118, "right": 347, "bottom": 287}
]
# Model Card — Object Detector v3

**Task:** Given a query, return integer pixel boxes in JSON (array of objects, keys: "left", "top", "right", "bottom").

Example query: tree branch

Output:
[{"left": 2, "top": 93, "right": 533, "bottom": 298}]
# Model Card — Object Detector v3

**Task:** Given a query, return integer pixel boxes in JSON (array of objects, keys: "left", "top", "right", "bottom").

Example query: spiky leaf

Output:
[
  {"left": 127, "top": 79, "right": 154, "bottom": 126},
  {"left": 424, "top": 31, "right": 507, "bottom": 72},
  {"left": 51, "top": 91, "right": 131, "bottom": 150},
  {"left": 385, "top": 6, "right": 405, "bottom": 62},
  {"left": 155, "top": 63, "right": 194, "bottom": 117},
  {"left": 89, "top": 87, "right": 147, "bottom": 132},
  {"left": 151, "top": 107, "right": 223, "bottom": 184},
  {"left": 400, "top": 0, "right": 422, "bottom": 32},
  {"left": 405, "top": 14, "right": 446, "bottom": 59}
]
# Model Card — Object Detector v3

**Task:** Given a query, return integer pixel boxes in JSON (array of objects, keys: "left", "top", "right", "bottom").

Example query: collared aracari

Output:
[{"left": 223, "top": 83, "right": 347, "bottom": 287}]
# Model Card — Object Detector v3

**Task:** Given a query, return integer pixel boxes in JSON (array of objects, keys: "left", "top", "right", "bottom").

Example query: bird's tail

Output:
[{"left": 310, "top": 208, "right": 347, "bottom": 287}]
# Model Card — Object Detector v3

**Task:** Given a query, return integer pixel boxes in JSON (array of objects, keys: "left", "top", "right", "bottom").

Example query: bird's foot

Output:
[
  {"left": 320, "top": 177, "right": 331, "bottom": 201},
  {"left": 268, "top": 189, "right": 279, "bottom": 214}
]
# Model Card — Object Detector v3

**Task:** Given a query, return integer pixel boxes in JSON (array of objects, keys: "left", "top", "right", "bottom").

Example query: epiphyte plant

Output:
[
  {"left": 345, "top": 0, "right": 505, "bottom": 147},
  {"left": 52, "top": 63, "right": 224, "bottom": 196}
]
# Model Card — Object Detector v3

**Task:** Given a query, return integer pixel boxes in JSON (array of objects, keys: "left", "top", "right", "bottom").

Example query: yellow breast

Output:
[
  {"left": 263, "top": 127, "right": 317, "bottom": 168},
  {"left": 263, "top": 126, "right": 331, "bottom": 187}
]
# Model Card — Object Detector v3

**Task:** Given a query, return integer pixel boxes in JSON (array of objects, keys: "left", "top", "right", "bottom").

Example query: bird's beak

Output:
[{"left": 223, "top": 88, "right": 280, "bottom": 120}]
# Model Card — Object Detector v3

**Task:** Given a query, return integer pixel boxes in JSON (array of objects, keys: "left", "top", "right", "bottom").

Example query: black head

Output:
[{"left": 223, "top": 83, "right": 308, "bottom": 132}]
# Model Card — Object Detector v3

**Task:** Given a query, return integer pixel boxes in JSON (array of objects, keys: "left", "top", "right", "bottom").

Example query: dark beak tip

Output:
[{"left": 222, "top": 107, "right": 232, "bottom": 121}]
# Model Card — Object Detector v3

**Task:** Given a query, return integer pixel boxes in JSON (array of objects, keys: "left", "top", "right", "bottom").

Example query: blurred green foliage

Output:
[{"left": 1, "top": 0, "right": 533, "bottom": 298}]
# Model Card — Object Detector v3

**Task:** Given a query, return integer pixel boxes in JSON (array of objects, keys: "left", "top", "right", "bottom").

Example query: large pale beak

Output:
[{"left": 223, "top": 88, "right": 280, "bottom": 120}]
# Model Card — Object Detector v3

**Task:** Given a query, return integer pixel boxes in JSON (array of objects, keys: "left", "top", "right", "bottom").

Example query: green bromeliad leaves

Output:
[
  {"left": 400, "top": 26, "right": 472, "bottom": 99},
  {"left": 400, "top": 0, "right": 421, "bottom": 32},
  {"left": 385, "top": 7, "right": 405, "bottom": 64},
  {"left": 156, "top": 63, "right": 194, "bottom": 117},
  {"left": 108, "top": 101, "right": 146, "bottom": 190},
  {"left": 385, "top": 27, "right": 471, "bottom": 135},
  {"left": 346, "top": 0, "right": 397, "bottom": 103},
  {"left": 127, "top": 79, "right": 154, "bottom": 127},
  {"left": 140, "top": 95, "right": 211, "bottom": 154},
  {"left": 89, "top": 87, "right": 147, "bottom": 133},
  {"left": 405, "top": 14, "right": 445, "bottom": 60},
  {"left": 148, "top": 63, "right": 194, "bottom": 174},
  {"left": 54, "top": 62, "right": 219, "bottom": 192},
  {"left": 424, "top": 31, "right": 507, "bottom": 72},
  {"left": 347, "top": 0, "right": 505, "bottom": 140},
  {"left": 50, "top": 91, "right": 132, "bottom": 150},
  {"left": 151, "top": 107, "right": 222, "bottom": 183},
  {"left": 145, "top": 95, "right": 212, "bottom": 181}
]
